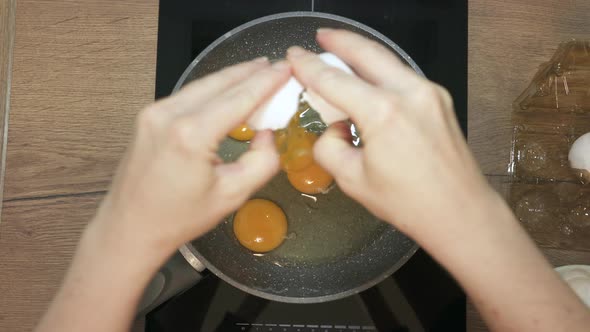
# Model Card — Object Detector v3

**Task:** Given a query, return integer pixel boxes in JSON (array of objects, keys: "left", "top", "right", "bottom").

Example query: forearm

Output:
[
  {"left": 36, "top": 218, "right": 170, "bottom": 332},
  {"left": 415, "top": 191, "right": 590, "bottom": 331}
]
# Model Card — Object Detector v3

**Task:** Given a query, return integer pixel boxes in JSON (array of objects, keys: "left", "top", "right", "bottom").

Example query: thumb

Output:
[
  {"left": 214, "top": 130, "right": 280, "bottom": 204},
  {"left": 314, "top": 122, "right": 364, "bottom": 190}
]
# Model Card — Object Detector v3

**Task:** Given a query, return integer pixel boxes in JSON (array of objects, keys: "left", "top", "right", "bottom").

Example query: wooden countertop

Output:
[
  {"left": 468, "top": 0, "right": 590, "bottom": 331},
  {"left": 0, "top": 0, "right": 158, "bottom": 330},
  {"left": 0, "top": 0, "right": 589, "bottom": 331}
]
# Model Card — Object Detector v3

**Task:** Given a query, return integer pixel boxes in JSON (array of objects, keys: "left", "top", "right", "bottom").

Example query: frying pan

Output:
[{"left": 139, "top": 11, "right": 422, "bottom": 312}]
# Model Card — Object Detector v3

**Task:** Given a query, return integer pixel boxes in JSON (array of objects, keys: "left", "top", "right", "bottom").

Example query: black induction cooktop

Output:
[
  {"left": 150, "top": 1, "right": 467, "bottom": 331},
  {"left": 155, "top": 0, "right": 467, "bottom": 136}
]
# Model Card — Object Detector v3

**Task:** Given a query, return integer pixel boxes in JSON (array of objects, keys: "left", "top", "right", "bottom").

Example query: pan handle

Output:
[{"left": 136, "top": 247, "right": 205, "bottom": 316}]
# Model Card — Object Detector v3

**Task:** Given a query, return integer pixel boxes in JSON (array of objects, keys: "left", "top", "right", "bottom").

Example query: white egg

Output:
[
  {"left": 317, "top": 52, "right": 354, "bottom": 75},
  {"left": 568, "top": 132, "right": 590, "bottom": 181},
  {"left": 556, "top": 265, "right": 590, "bottom": 307},
  {"left": 247, "top": 52, "right": 353, "bottom": 131},
  {"left": 247, "top": 77, "right": 303, "bottom": 131},
  {"left": 569, "top": 278, "right": 590, "bottom": 307}
]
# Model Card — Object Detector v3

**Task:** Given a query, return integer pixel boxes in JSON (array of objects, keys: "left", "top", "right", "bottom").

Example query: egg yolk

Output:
[
  {"left": 229, "top": 124, "right": 255, "bottom": 141},
  {"left": 280, "top": 131, "right": 317, "bottom": 172},
  {"left": 233, "top": 199, "right": 288, "bottom": 253},
  {"left": 276, "top": 110, "right": 318, "bottom": 172},
  {"left": 287, "top": 162, "right": 334, "bottom": 194}
]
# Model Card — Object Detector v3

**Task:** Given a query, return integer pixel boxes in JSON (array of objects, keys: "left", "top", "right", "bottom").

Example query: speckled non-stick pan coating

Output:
[{"left": 176, "top": 12, "right": 421, "bottom": 303}]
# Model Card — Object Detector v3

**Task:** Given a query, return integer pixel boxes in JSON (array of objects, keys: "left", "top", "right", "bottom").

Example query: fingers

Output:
[
  {"left": 195, "top": 61, "right": 291, "bottom": 142},
  {"left": 315, "top": 29, "right": 424, "bottom": 91},
  {"left": 313, "top": 122, "right": 364, "bottom": 191},
  {"left": 160, "top": 57, "right": 270, "bottom": 112},
  {"left": 287, "top": 47, "right": 389, "bottom": 132},
  {"left": 214, "top": 130, "right": 280, "bottom": 204}
]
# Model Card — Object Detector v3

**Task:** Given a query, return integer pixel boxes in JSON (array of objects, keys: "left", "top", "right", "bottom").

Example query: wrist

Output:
[
  {"left": 416, "top": 186, "right": 534, "bottom": 275},
  {"left": 82, "top": 214, "right": 175, "bottom": 274},
  {"left": 43, "top": 214, "right": 170, "bottom": 332},
  {"left": 406, "top": 184, "right": 512, "bottom": 249}
]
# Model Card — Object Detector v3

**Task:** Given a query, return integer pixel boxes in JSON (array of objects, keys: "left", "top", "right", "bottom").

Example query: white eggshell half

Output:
[
  {"left": 247, "top": 77, "right": 303, "bottom": 131},
  {"left": 555, "top": 265, "right": 590, "bottom": 307},
  {"left": 302, "top": 53, "right": 354, "bottom": 125},
  {"left": 318, "top": 52, "right": 354, "bottom": 74},
  {"left": 247, "top": 52, "right": 354, "bottom": 131},
  {"left": 569, "top": 132, "right": 590, "bottom": 170}
]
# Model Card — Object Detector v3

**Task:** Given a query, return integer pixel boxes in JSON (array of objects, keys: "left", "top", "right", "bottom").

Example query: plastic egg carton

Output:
[
  {"left": 508, "top": 40, "right": 590, "bottom": 251},
  {"left": 510, "top": 182, "right": 590, "bottom": 250},
  {"left": 509, "top": 112, "right": 590, "bottom": 183},
  {"left": 514, "top": 40, "right": 590, "bottom": 114},
  {"left": 509, "top": 40, "right": 590, "bottom": 183}
]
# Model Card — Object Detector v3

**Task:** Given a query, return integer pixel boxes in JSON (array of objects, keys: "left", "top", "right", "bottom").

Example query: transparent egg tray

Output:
[{"left": 508, "top": 40, "right": 590, "bottom": 250}]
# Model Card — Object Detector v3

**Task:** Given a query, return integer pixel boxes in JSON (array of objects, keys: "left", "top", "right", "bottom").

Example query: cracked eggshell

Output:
[
  {"left": 247, "top": 53, "right": 354, "bottom": 131},
  {"left": 247, "top": 77, "right": 303, "bottom": 131},
  {"left": 555, "top": 265, "right": 590, "bottom": 307},
  {"left": 302, "top": 53, "right": 353, "bottom": 125}
]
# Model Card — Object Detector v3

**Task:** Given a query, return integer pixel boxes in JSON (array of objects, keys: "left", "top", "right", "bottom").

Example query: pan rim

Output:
[
  {"left": 181, "top": 238, "right": 418, "bottom": 303},
  {"left": 176, "top": 10, "right": 421, "bottom": 303},
  {"left": 172, "top": 11, "right": 425, "bottom": 93}
]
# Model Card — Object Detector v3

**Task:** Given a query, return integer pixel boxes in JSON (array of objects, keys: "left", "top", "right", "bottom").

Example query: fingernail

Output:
[
  {"left": 253, "top": 56, "right": 269, "bottom": 64},
  {"left": 287, "top": 46, "right": 306, "bottom": 58},
  {"left": 317, "top": 28, "right": 334, "bottom": 35},
  {"left": 272, "top": 60, "right": 290, "bottom": 71}
]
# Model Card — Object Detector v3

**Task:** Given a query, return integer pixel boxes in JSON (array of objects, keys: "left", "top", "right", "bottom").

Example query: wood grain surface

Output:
[
  {"left": 0, "top": 0, "right": 158, "bottom": 330},
  {"left": 3, "top": 0, "right": 158, "bottom": 200},
  {"left": 468, "top": 1, "right": 590, "bottom": 330},
  {"left": 468, "top": 0, "right": 590, "bottom": 175},
  {"left": 1, "top": 0, "right": 589, "bottom": 330},
  {"left": 0, "top": 193, "right": 103, "bottom": 331},
  {"left": 0, "top": 0, "right": 16, "bottom": 207}
]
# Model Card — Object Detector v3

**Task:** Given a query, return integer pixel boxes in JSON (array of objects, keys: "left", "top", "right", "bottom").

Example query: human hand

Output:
[
  {"left": 287, "top": 29, "right": 493, "bottom": 238},
  {"left": 92, "top": 58, "right": 290, "bottom": 256}
]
